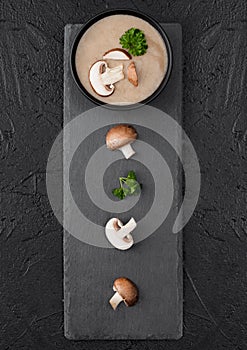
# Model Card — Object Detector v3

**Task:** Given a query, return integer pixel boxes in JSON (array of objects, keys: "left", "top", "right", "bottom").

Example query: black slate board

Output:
[{"left": 64, "top": 23, "right": 182, "bottom": 340}]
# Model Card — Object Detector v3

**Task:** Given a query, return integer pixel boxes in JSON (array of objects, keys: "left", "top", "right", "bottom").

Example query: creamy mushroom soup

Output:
[{"left": 75, "top": 15, "right": 169, "bottom": 105}]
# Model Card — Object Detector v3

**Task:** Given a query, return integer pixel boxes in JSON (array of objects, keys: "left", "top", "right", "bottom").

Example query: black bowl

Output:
[{"left": 70, "top": 9, "right": 172, "bottom": 108}]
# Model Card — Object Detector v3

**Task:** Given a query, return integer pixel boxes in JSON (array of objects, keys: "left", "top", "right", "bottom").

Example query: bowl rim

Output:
[{"left": 70, "top": 9, "right": 173, "bottom": 109}]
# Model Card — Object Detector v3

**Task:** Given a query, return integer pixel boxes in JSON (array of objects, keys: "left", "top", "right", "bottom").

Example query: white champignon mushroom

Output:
[
  {"left": 109, "top": 277, "right": 139, "bottom": 310},
  {"left": 89, "top": 60, "right": 124, "bottom": 97},
  {"left": 103, "top": 48, "right": 132, "bottom": 60},
  {"left": 105, "top": 217, "right": 137, "bottom": 250},
  {"left": 106, "top": 124, "right": 138, "bottom": 159}
]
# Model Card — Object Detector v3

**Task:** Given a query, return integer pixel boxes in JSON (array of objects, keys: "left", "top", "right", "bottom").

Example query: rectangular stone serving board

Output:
[{"left": 64, "top": 23, "right": 183, "bottom": 340}]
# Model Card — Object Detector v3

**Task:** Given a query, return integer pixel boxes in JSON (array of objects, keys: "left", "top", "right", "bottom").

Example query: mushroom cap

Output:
[
  {"left": 113, "top": 277, "right": 139, "bottom": 307},
  {"left": 106, "top": 124, "right": 137, "bottom": 150},
  {"left": 103, "top": 48, "right": 132, "bottom": 60},
  {"left": 88, "top": 60, "right": 114, "bottom": 97},
  {"left": 128, "top": 62, "right": 138, "bottom": 87}
]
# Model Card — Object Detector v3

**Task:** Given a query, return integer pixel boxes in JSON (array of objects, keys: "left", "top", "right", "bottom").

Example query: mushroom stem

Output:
[
  {"left": 109, "top": 291, "right": 123, "bottom": 310},
  {"left": 101, "top": 65, "right": 124, "bottom": 86},
  {"left": 116, "top": 217, "right": 137, "bottom": 240},
  {"left": 119, "top": 143, "right": 135, "bottom": 159}
]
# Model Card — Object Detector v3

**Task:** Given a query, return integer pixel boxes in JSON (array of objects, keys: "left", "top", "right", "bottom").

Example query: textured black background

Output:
[{"left": 0, "top": 0, "right": 246, "bottom": 349}]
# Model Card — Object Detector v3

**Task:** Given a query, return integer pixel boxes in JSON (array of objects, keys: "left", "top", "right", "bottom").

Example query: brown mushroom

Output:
[
  {"left": 127, "top": 62, "right": 138, "bottom": 87},
  {"left": 106, "top": 124, "right": 137, "bottom": 159},
  {"left": 109, "top": 277, "right": 139, "bottom": 310}
]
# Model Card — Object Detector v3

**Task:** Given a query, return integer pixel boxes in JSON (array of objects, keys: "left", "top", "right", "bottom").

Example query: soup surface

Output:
[{"left": 75, "top": 15, "right": 168, "bottom": 104}]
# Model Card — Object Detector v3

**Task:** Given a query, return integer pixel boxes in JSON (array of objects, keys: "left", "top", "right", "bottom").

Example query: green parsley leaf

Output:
[
  {"left": 119, "top": 28, "right": 148, "bottom": 56},
  {"left": 123, "top": 187, "right": 131, "bottom": 196},
  {"left": 127, "top": 170, "right": 137, "bottom": 180},
  {"left": 112, "top": 187, "right": 125, "bottom": 200},
  {"left": 112, "top": 170, "right": 141, "bottom": 200}
]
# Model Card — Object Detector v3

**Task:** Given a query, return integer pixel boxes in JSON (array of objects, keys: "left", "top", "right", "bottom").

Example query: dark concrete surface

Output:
[{"left": 0, "top": 0, "right": 246, "bottom": 349}]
